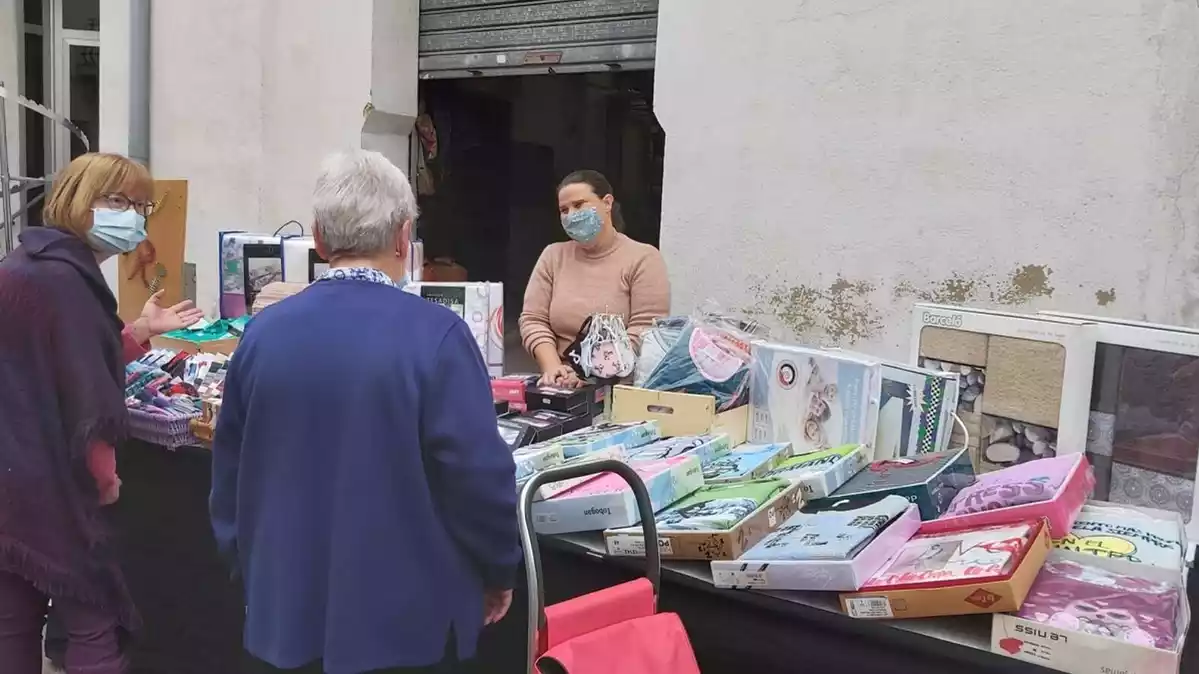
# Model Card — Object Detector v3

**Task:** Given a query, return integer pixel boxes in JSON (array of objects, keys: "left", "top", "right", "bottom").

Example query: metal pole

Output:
[{"left": 0, "top": 81, "right": 14, "bottom": 256}]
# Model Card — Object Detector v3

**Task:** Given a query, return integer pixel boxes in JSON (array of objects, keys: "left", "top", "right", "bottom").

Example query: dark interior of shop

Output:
[{"left": 414, "top": 71, "right": 664, "bottom": 371}]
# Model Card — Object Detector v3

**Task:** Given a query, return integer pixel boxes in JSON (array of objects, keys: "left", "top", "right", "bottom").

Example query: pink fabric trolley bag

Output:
[{"left": 518, "top": 460, "right": 703, "bottom": 674}]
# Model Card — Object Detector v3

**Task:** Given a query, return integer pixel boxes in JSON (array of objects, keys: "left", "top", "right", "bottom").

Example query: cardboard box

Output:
[
  {"left": 549, "top": 420, "right": 661, "bottom": 459},
  {"left": 492, "top": 375, "right": 537, "bottom": 404},
  {"left": 1053, "top": 501, "right": 1189, "bottom": 573},
  {"left": 611, "top": 386, "right": 749, "bottom": 446},
  {"left": 703, "top": 443, "right": 793, "bottom": 483},
  {"left": 748, "top": 342, "right": 882, "bottom": 456},
  {"left": 150, "top": 334, "right": 239, "bottom": 356},
  {"left": 530, "top": 456, "right": 704, "bottom": 535},
  {"left": 840, "top": 519, "right": 1051, "bottom": 619},
  {"left": 763, "top": 444, "right": 871, "bottom": 498},
  {"left": 404, "top": 282, "right": 504, "bottom": 377},
  {"left": 826, "top": 350, "right": 962, "bottom": 458},
  {"left": 920, "top": 453, "right": 1094, "bottom": 538},
  {"left": 627, "top": 434, "right": 733, "bottom": 465},
  {"left": 807, "top": 447, "right": 976, "bottom": 520},
  {"left": 497, "top": 417, "right": 536, "bottom": 450},
  {"left": 513, "top": 443, "right": 565, "bottom": 484},
  {"left": 1039, "top": 311, "right": 1199, "bottom": 547},
  {"left": 990, "top": 549, "right": 1190, "bottom": 674},
  {"left": 605, "top": 480, "right": 804, "bottom": 561},
  {"left": 910, "top": 304, "right": 1096, "bottom": 473},
  {"left": 523, "top": 445, "right": 630, "bottom": 501},
  {"left": 711, "top": 503, "right": 922, "bottom": 591}
]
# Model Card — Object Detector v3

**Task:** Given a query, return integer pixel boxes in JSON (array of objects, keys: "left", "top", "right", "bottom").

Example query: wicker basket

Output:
[{"left": 127, "top": 407, "right": 204, "bottom": 449}]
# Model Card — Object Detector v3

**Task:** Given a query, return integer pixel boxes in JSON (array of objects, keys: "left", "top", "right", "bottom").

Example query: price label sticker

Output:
[
  {"left": 608, "top": 535, "right": 673, "bottom": 556},
  {"left": 767, "top": 508, "right": 778, "bottom": 528},
  {"left": 845, "top": 597, "right": 894, "bottom": 619},
  {"left": 737, "top": 571, "right": 768, "bottom": 587}
]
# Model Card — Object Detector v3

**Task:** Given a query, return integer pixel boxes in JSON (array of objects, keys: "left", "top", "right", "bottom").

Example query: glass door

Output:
[{"left": 52, "top": 0, "right": 100, "bottom": 169}]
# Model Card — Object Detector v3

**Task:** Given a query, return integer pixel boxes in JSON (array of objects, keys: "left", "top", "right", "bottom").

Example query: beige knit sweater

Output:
[{"left": 519, "top": 233, "right": 671, "bottom": 358}]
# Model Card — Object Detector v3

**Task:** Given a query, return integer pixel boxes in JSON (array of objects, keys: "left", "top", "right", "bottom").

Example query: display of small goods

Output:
[
  {"left": 126, "top": 348, "right": 228, "bottom": 416},
  {"left": 764, "top": 443, "right": 871, "bottom": 498},
  {"left": 807, "top": 448, "right": 976, "bottom": 520},
  {"left": 487, "top": 300, "right": 1199, "bottom": 671},
  {"left": 749, "top": 343, "right": 882, "bottom": 455},
  {"left": 702, "top": 443, "right": 793, "bottom": 483},
  {"left": 1053, "top": 503, "right": 1186, "bottom": 571}
]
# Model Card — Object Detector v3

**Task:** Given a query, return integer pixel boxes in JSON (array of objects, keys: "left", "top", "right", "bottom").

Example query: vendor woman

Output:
[{"left": 519, "top": 170, "right": 670, "bottom": 387}]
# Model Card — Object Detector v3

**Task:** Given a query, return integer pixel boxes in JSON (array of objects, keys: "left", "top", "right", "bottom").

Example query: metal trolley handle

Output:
[{"left": 517, "top": 459, "right": 662, "bottom": 672}]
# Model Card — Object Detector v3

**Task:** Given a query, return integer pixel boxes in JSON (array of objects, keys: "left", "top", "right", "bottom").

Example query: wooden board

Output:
[{"left": 118, "top": 179, "right": 188, "bottom": 323}]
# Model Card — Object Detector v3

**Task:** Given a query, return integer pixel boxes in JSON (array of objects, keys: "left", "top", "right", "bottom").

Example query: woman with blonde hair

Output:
[{"left": 0, "top": 152, "right": 202, "bottom": 672}]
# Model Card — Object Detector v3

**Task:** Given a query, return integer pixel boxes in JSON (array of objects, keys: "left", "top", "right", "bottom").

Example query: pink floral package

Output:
[
  {"left": 944, "top": 454, "right": 1077, "bottom": 516},
  {"left": 1018, "top": 560, "right": 1182, "bottom": 650}
]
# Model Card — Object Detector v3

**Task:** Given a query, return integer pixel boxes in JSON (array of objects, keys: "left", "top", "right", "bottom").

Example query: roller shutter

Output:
[{"left": 419, "top": 0, "right": 659, "bottom": 79}]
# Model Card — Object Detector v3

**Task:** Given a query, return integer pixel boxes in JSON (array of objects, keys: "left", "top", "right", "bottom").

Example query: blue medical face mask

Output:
[
  {"left": 562, "top": 207, "right": 603, "bottom": 244},
  {"left": 88, "top": 207, "right": 147, "bottom": 255}
]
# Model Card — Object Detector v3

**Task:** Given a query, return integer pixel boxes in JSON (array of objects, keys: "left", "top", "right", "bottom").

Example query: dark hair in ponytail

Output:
[{"left": 558, "top": 169, "right": 625, "bottom": 233}]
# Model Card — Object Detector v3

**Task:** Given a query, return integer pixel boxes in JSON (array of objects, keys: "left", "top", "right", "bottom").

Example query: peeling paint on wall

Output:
[
  {"left": 995, "top": 264, "right": 1055, "bottom": 304},
  {"left": 893, "top": 273, "right": 982, "bottom": 304},
  {"left": 752, "top": 276, "right": 882, "bottom": 345},
  {"left": 1095, "top": 288, "right": 1116, "bottom": 306}
]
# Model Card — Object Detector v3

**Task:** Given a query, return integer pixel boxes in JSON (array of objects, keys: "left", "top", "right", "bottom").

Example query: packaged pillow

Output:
[
  {"left": 944, "top": 454, "right": 1076, "bottom": 516},
  {"left": 656, "top": 479, "right": 789, "bottom": 531},
  {"left": 1018, "top": 560, "right": 1182, "bottom": 650}
]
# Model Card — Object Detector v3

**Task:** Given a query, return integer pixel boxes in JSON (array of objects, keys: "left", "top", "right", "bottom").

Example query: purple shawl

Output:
[{"left": 0, "top": 227, "right": 138, "bottom": 629}]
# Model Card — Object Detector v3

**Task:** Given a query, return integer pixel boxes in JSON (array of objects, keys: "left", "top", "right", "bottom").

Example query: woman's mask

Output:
[
  {"left": 88, "top": 208, "right": 147, "bottom": 254},
  {"left": 562, "top": 207, "right": 603, "bottom": 244}
]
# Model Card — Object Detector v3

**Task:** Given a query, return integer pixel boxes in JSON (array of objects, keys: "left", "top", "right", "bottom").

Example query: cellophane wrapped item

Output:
[
  {"left": 576, "top": 313, "right": 638, "bottom": 380},
  {"left": 1017, "top": 560, "right": 1182, "bottom": 650},
  {"left": 639, "top": 306, "right": 768, "bottom": 411}
]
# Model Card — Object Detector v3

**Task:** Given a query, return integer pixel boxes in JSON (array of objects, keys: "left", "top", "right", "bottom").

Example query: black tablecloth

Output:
[{"left": 110, "top": 440, "right": 1199, "bottom": 674}]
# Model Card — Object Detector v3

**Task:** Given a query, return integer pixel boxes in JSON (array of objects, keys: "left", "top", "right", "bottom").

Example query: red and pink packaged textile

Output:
[
  {"left": 1017, "top": 559, "right": 1182, "bottom": 650},
  {"left": 921, "top": 453, "right": 1094, "bottom": 537}
]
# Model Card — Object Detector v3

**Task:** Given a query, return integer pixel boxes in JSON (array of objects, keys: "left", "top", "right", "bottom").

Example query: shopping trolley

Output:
[{"left": 517, "top": 460, "right": 703, "bottom": 674}]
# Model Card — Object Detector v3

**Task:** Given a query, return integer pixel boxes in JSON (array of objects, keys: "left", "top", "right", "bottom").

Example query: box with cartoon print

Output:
[{"left": 806, "top": 447, "right": 976, "bottom": 520}]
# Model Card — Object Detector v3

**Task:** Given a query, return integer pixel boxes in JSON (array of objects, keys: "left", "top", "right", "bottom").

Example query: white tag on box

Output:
[
  {"left": 845, "top": 597, "right": 894, "bottom": 619},
  {"left": 608, "top": 534, "right": 673, "bottom": 557}
]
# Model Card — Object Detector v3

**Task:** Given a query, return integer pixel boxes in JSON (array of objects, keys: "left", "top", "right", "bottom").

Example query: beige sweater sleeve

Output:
[
  {"left": 519, "top": 247, "right": 558, "bottom": 356},
  {"left": 625, "top": 247, "right": 671, "bottom": 351}
]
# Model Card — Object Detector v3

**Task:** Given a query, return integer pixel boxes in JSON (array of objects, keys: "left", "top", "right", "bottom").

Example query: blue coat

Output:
[{"left": 210, "top": 277, "right": 520, "bottom": 674}]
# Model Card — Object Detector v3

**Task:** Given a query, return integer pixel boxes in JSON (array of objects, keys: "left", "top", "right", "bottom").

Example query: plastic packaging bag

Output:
[
  {"left": 574, "top": 314, "right": 638, "bottom": 380},
  {"left": 640, "top": 306, "right": 768, "bottom": 411},
  {"left": 633, "top": 317, "right": 688, "bottom": 387}
]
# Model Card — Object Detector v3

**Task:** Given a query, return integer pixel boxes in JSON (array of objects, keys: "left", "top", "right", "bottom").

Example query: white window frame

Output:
[{"left": 53, "top": 34, "right": 100, "bottom": 168}]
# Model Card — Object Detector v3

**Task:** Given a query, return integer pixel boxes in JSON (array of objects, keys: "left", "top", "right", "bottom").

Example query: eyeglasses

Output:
[{"left": 101, "top": 193, "right": 156, "bottom": 217}]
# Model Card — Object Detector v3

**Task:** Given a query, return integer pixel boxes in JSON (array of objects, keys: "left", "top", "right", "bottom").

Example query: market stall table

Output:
[{"left": 111, "top": 439, "right": 1198, "bottom": 674}]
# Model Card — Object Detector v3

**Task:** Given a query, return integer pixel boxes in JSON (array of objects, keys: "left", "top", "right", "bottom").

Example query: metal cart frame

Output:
[{"left": 517, "top": 460, "right": 662, "bottom": 674}]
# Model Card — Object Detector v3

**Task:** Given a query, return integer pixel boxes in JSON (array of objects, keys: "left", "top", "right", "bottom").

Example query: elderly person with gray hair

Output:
[{"left": 210, "top": 150, "right": 520, "bottom": 674}]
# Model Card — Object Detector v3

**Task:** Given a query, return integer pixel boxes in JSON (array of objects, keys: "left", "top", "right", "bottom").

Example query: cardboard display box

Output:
[
  {"left": 703, "top": 443, "right": 794, "bottom": 484},
  {"left": 548, "top": 420, "right": 661, "bottom": 459},
  {"left": 748, "top": 342, "right": 882, "bottom": 456},
  {"left": 403, "top": 282, "right": 504, "bottom": 377},
  {"left": 840, "top": 519, "right": 1051, "bottom": 620},
  {"left": 807, "top": 447, "right": 976, "bottom": 520},
  {"left": 605, "top": 480, "right": 804, "bottom": 561},
  {"left": 1039, "top": 311, "right": 1199, "bottom": 547},
  {"left": 530, "top": 455, "right": 704, "bottom": 535},
  {"left": 712, "top": 503, "right": 922, "bottom": 591},
  {"left": 519, "top": 445, "right": 630, "bottom": 501},
  {"left": 150, "top": 334, "right": 239, "bottom": 356},
  {"left": 628, "top": 434, "right": 733, "bottom": 465},
  {"left": 764, "top": 444, "right": 871, "bottom": 498},
  {"left": 611, "top": 386, "right": 749, "bottom": 446},
  {"left": 910, "top": 304, "right": 1096, "bottom": 474},
  {"left": 990, "top": 549, "right": 1190, "bottom": 674},
  {"left": 513, "top": 443, "right": 565, "bottom": 484}
]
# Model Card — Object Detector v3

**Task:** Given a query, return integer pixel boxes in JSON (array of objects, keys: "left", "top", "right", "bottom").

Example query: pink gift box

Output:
[{"left": 919, "top": 453, "right": 1095, "bottom": 538}]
